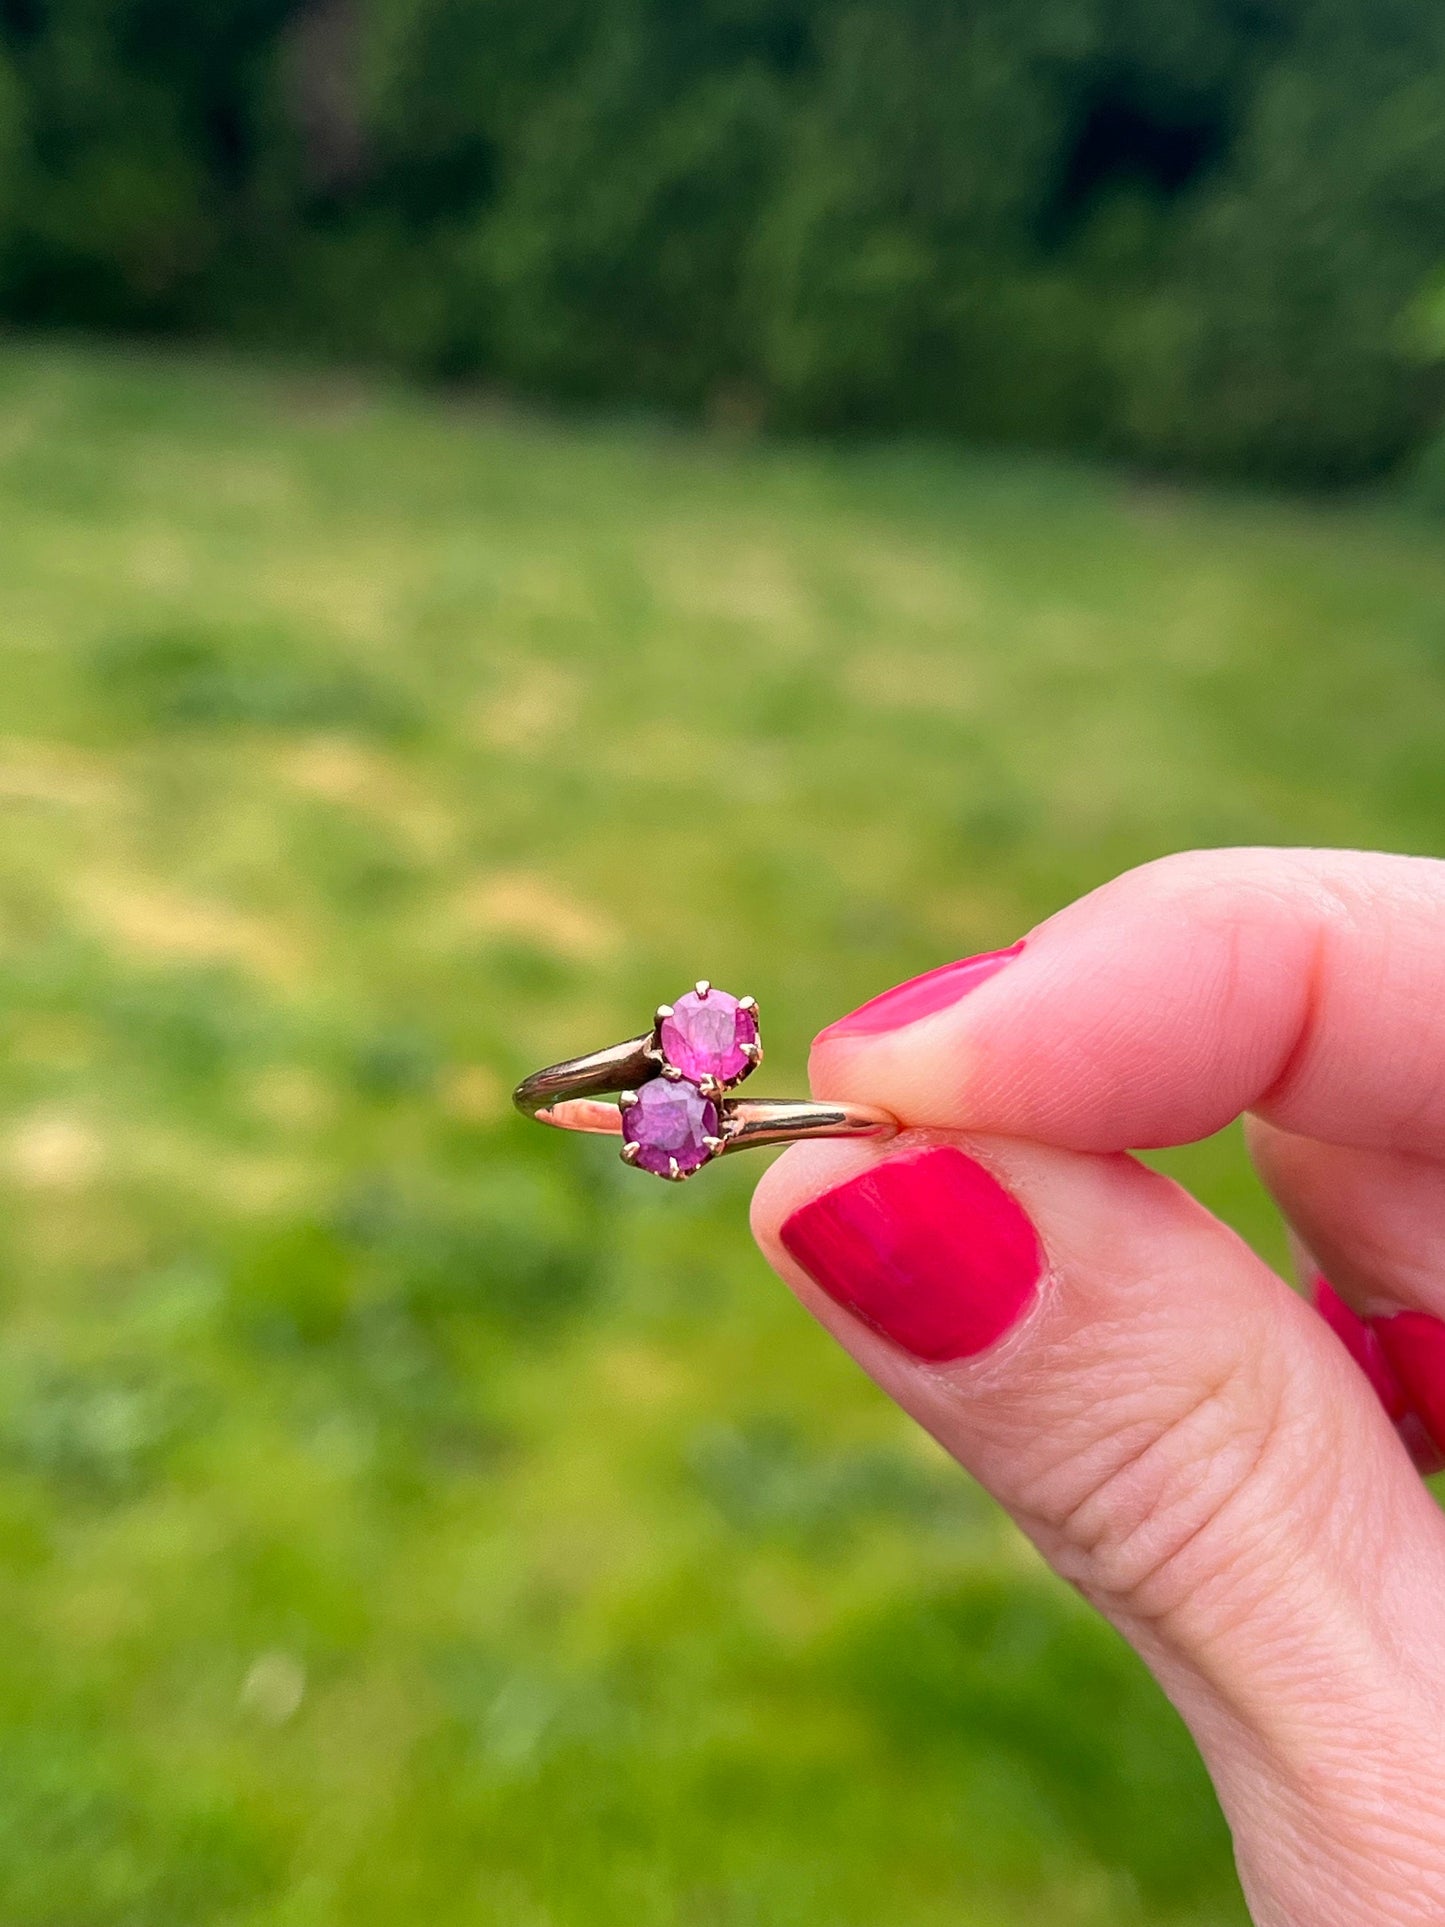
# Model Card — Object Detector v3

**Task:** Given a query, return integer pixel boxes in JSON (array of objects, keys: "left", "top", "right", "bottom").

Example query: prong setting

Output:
[
  {"left": 655, "top": 982, "right": 760, "bottom": 1094},
  {"left": 623, "top": 983, "right": 763, "bottom": 1178}
]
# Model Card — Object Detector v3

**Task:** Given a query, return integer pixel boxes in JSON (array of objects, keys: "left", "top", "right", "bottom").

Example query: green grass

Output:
[{"left": 1, "top": 340, "right": 1443, "bottom": 1927}]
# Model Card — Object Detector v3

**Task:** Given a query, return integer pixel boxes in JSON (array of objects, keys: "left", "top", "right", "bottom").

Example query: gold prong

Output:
[
  {"left": 662, "top": 1064, "right": 683, "bottom": 1081},
  {"left": 668, "top": 1156, "right": 681, "bottom": 1181},
  {"left": 655, "top": 1004, "right": 674, "bottom": 1023},
  {"left": 699, "top": 1075, "right": 723, "bottom": 1100},
  {"left": 703, "top": 1135, "right": 725, "bottom": 1154},
  {"left": 620, "top": 1140, "right": 641, "bottom": 1165},
  {"left": 620, "top": 1089, "right": 640, "bottom": 1110},
  {"left": 695, "top": 980, "right": 711, "bottom": 998},
  {"left": 738, "top": 995, "right": 757, "bottom": 1013},
  {"left": 742, "top": 1041, "right": 762, "bottom": 1064}
]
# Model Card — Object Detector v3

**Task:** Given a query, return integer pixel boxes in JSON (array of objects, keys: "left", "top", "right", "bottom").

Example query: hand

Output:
[{"left": 750, "top": 849, "right": 1445, "bottom": 1927}]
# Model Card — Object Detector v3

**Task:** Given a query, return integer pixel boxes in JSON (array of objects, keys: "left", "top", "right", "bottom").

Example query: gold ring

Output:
[{"left": 513, "top": 981, "right": 898, "bottom": 1182}]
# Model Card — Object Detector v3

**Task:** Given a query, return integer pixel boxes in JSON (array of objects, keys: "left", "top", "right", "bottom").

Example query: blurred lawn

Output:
[{"left": 1, "top": 342, "right": 1444, "bottom": 1927}]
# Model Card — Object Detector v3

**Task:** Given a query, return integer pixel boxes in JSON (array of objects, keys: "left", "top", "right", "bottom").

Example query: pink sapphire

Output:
[
  {"left": 622, "top": 1077, "right": 719, "bottom": 1177},
  {"left": 660, "top": 989, "right": 759, "bottom": 1085}
]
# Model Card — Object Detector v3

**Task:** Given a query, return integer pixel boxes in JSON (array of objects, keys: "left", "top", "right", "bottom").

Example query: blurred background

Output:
[{"left": 1, "top": 4, "right": 1444, "bottom": 1923}]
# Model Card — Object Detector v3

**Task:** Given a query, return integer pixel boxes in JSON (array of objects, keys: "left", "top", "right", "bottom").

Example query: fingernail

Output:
[
  {"left": 1312, "top": 1275, "right": 1445, "bottom": 1475},
  {"left": 1311, "top": 1275, "right": 1410, "bottom": 1422},
  {"left": 779, "top": 1145, "right": 1043, "bottom": 1361},
  {"left": 814, "top": 942, "right": 1025, "bottom": 1046},
  {"left": 1371, "top": 1310, "right": 1445, "bottom": 1469}
]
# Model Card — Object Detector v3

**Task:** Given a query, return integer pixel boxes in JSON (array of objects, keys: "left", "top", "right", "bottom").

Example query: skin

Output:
[{"left": 749, "top": 848, "right": 1445, "bottom": 1927}]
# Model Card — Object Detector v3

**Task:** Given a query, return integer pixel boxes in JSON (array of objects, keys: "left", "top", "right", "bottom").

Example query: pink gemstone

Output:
[
  {"left": 660, "top": 989, "right": 758, "bottom": 1085},
  {"left": 622, "top": 1077, "right": 719, "bottom": 1177}
]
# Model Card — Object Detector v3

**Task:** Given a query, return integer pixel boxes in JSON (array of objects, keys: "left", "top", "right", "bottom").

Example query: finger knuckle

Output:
[{"left": 1023, "top": 1358, "right": 1308, "bottom": 1629}]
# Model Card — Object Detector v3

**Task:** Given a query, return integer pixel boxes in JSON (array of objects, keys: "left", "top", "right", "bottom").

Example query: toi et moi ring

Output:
[{"left": 513, "top": 982, "right": 899, "bottom": 1182}]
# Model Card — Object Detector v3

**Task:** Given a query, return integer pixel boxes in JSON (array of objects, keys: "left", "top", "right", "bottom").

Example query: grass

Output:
[{"left": 0, "top": 339, "right": 1443, "bottom": 1926}]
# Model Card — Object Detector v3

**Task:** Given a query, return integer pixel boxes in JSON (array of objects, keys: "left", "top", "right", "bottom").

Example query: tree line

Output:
[{"left": 1, "top": 0, "right": 1442, "bottom": 481}]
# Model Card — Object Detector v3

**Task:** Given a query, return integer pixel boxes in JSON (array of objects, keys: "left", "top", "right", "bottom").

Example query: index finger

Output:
[{"left": 810, "top": 848, "right": 1445, "bottom": 1154}]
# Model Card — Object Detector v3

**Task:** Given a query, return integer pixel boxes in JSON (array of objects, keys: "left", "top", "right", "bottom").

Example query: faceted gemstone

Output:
[
  {"left": 660, "top": 988, "right": 759, "bottom": 1085},
  {"left": 622, "top": 1076, "right": 719, "bottom": 1177}
]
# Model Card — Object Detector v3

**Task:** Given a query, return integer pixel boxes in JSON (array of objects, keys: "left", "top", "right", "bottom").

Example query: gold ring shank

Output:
[
  {"left": 512, "top": 1036, "right": 898, "bottom": 1156},
  {"left": 712, "top": 1098, "right": 897, "bottom": 1155},
  {"left": 512, "top": 1033, "right": 654, "bottom": 1122}
]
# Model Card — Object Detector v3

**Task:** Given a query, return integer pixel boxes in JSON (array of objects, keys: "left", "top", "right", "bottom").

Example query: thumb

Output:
[{"left": 751, "top": 1132, "right": 1445, "bottom": 1927}]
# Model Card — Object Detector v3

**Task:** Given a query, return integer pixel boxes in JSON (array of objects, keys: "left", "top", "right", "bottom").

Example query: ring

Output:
[{"left": 513, "top": 981, "right": 898, "bottom": 1181}]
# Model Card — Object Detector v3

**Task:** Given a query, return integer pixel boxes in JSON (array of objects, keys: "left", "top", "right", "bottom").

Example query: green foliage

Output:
[
  {"left": 4, "top": 339, "right": 1445, "bottom": 1919},
  {"left": 835, "top": 1577, "right": 1237, "bottom": 1910},
  {"left": 2, "top": 1, "right": 1445, "bottom": 474},
  {"left": 87, "top": 620, "right": 415, "bottom": 734}
]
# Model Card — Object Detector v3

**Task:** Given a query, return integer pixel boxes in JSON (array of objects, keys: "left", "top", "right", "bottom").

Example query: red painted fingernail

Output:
[
  {"left": 1312, "top": 1276, "right": 1410, "bottom": 1421},
  {"left": 1371, "top": 1310, "right": 1445, "bottom": 1470},
  {"left": 1312, "top": 1276, "right": 1445, "bottom": 1475},
  {"left": 779, "top": 1145, "right": 1043, "bottom": 1362},
  {"left": 813, "top": 942, "right": 1025, "bottom": 1045}
]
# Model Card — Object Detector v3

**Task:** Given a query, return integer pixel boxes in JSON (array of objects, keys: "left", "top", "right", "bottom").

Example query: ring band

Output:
[{"left": 513, "top": 982, "right": 897, "bottom": 1181}]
